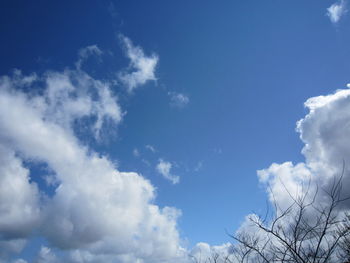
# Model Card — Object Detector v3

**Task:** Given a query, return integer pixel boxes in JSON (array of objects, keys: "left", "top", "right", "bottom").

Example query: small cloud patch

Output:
[
  {"left": 168, "top": 92, "right": 189, "bottom": 108},
  {"left": 156, "top": 159, "right": 180, "bottom": 184},
  {"left": 119, "top": 36, "right": 158, "bottom": 93},
  {"left": 327, "top": 0, "right": 347, "bottom": 24}
]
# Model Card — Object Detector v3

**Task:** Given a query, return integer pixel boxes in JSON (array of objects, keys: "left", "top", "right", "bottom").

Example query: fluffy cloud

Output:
[
  {"left": 33, "top": 247, "right": 58, "bottom": 263},
  {"left": 327, "top": 0, "right": 347, "bottom": 24},
  {"left": 0, "top": 44, "right": 184, "bottom": 262},
  {"left": 0, "top": 141, "right": 40, "bottom": 258},
  {"left": 156, "top": 159, "right": 180, "bottom": 184},
  {"left": 0, "top": 145, "right": 40, "bottom": 239},
  {"left": 168, "top": 92, "right": 189, "bottom": 108},
  {"left": 257, "top": 87, "right": 350, "bottom": 216},
  {"left": 119, "top": 36, "right": 158, "bottom": 93},
  {"left": 0, "top": 68, "right": 122, "bottom": 141},
  {"left": 224, "top": 86, "right": 350, "bottom": 262}
]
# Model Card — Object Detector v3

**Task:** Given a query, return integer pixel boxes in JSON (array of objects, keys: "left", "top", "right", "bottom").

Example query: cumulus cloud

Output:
[
  {"left": 33, "top": 247, "right": 58, "bottom": 263},
  {"left": 0, "top": 43, "right": 185, "bottom": 262},
  {"left": 0, "top": 142, "right": 40, "bottom": 258},
  {"left": 224, "top": 86, "right": 350, "bottom": 263},
  {"left": 257, "top": 162, "right": 313, "bottom": 210},
  {"left": 0, "top": 145, "right": 41, "bottom": 240},
  {"left": 327, "top": 0, "right": 347, "bottom": 24},
  {"left": 168, "top": 92, "right": 190, "bottom": 108},
  {"left": 119, "top": 36, "right": 158, "bottom": 93},
  {"left": 156, "top": 159, "right": 180, "bottom": 184},
  {"left": 256, "top": 86, "right": 350, "bottom": 217},
  {"left": 213, "top": 85, "right": 350, "bottom": 262}
]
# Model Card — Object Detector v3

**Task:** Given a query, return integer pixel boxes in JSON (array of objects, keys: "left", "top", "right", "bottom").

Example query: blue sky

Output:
[{"left": 1, "top": 0, "right": 350, "bottom": 262}]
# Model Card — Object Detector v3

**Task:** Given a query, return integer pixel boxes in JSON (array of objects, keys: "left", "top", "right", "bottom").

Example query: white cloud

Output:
[
  {"left": 145, "top": 144, "right": 156, "bottom": 153},
  {"left": 34, "top": 247, "right": 58, "bottom": 263},
  {"left": 169, "top": 92, "right": 189, "bottom": 108},
  {"left": 119, "top": 36, "right": 158, "bottom": 93},
  {"left": 327, "top": 0, "right": 347, "bottom": 24},
  {"left": 133, "top": 148, "right": 140, "bottom": 157},
  {"left": 0, "top": 47, "right": 184, "bottom": 262},
  {"left": 20, "top": 68, "right": 123, "bottom": 140},
  {"left": 0, "top": 145, "right": 40, "bottom": 240},
  {"left": 194, "top": 161, "right": 203, "bottom": 172},
  {"left": 12, "top": 69, "right": 38, "bottom": 86},
  {"left": 257, "top": 162, "right": 313, "bottom": 210},
  {"left": 76, "top": 45, "right": 103, "bottom": 70},
  {"left": 256, "top": 86, "right": 350, "bottom": 215},
  {"left": 43, "top": 174, "right": 59, "bottom": 187},
  {"left": 229, "top": 85, "right": 350, "bottom": 262},
  {"left": 189, "top": 242, "right": 233, "bottom": 263},
  {"left": 156, "top": 159, "right": 180, "bottom": 184},
  {"left": 142, "top": 159, "right": 151, "bottom": 167}
]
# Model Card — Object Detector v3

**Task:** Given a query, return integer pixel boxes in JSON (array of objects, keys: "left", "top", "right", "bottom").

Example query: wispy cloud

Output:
[
  {"left": 145, "top": 144, "right": 156, "bottom": 153},
  {"left": 132, "top": 148, "right": 140, "bottom": 157},
  {"left": 327, "top": 0, "right": 347, "bottom": 24},
  {"left": 213, "top": 148, "right": 222, "bottom": 155},
  {"left": 194, "top": 161, "right": 203, "bottom": 172},
  {"left": 119, "top": 36, "right": 158, "bottom": 93},
  {"left": 168, "top": 92, "right": 190, "bottom": 108},
  {"left": 141, "top": 158, "right": 151, "bottom": 167},
  {"left": 75, "top": 45, "right": 103, "bottom": 69},
  {"left": 156, "top": 159, "right": 180, "bottom": 184}
]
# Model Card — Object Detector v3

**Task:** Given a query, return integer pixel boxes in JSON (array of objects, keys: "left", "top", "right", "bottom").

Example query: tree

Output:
[
  {"left": 230, "top": 174, "right": 350, "bottom": 263},
  {"left": 189, "top": 170, "right": 350, "bottom": 263},
  {"left": 338, "top": 213, "right": 350, "bottom": 262}
]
